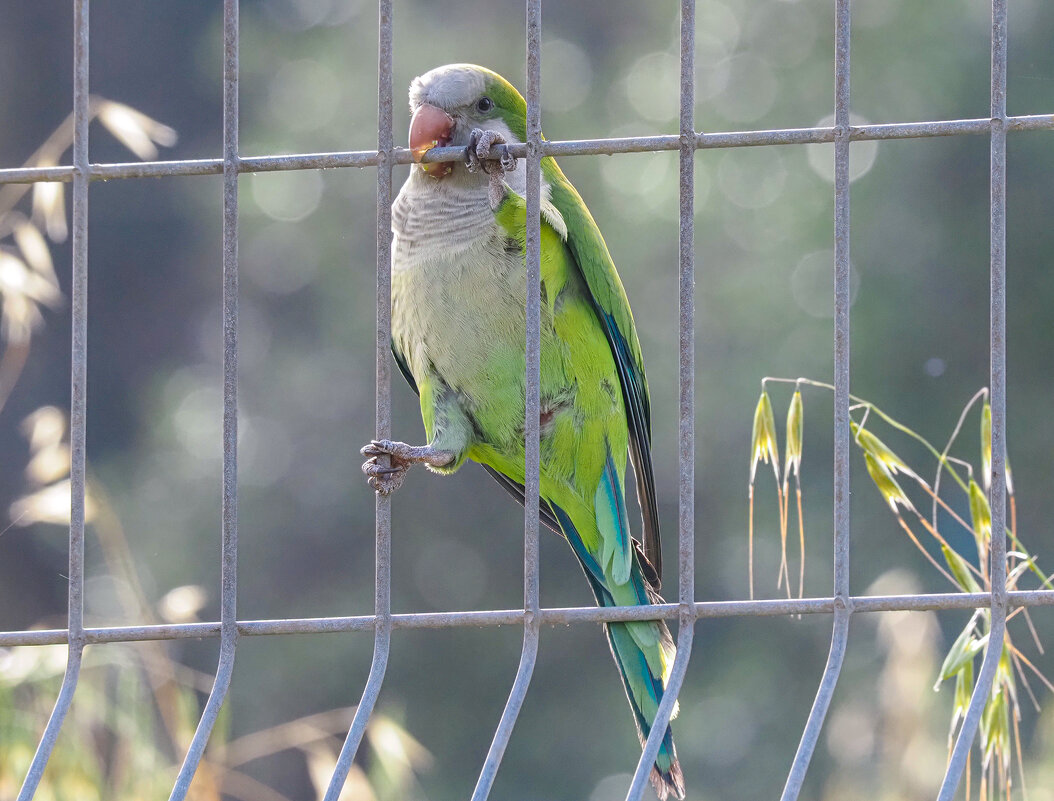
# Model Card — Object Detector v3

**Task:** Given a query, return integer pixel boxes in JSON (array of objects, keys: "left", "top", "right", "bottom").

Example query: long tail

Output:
[{"left": 551, "top": 492, "right": 685, "bottom": 800}]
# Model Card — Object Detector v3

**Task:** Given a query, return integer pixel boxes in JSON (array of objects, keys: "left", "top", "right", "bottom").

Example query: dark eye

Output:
[{"left": 476, "top": 96, "right": 494, "bottom": 113}]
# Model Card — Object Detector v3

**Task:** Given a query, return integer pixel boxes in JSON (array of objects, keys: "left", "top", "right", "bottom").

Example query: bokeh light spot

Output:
[
  {"left": 251, "top": 169, "right": 324, "bottom": 222},
  {"left": 717, "top": 148, "right": 787, "bottom": 209},
  {"left": 268, "top": 59, "right": 341, "bottom": 132},
  {"left": 542, "top": 38, "right": 593, "bottom": 113},
  {"left": 624, "top": 51, "right": 680, "bottom": 123},
  {"left": 807, "top": 113, "right": 880, "bottom": 183},
  {"left": 713, "top": 55, "right": 778, "bottom": 123},
  {"left": 791, "top": 250, "right": 862, "bottom": 318}
]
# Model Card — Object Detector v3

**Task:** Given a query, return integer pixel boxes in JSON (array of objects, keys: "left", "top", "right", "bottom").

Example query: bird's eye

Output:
[{"left": 476, "top": 96, "right": 494, "bottom": 113}]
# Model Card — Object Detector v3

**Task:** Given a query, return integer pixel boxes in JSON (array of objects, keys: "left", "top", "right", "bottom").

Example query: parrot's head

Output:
[{"left": 408, "top": 64, "right": 527, "bottom": 181}]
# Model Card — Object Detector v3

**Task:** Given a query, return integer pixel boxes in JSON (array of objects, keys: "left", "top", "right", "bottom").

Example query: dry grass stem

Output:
[
  {"left": 1007, "top": 644, "right": 1054, "bottom": 695},
  {"left": 796, "top": 485, "right": 805, "bottom": 598},
  {"left": 777, "top": 483, "right": 790, "bottom": 597},
  {"left": 894, "top": 514, "right": 959, "bottom": 588},
  {"left": 748, "top": 483, "right": 755, "bottom": 600},
  {"left": 221, "top": 707, "right": 357, "bottom": 767},
  {"left": 1009, "top": 650, "right": 1041, "bottom": 714}
]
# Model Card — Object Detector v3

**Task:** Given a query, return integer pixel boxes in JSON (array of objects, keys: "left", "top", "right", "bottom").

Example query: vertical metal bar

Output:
[
  {"left": 780, "top": 0, "right": 852, "bottom": 797},
  {"left": 16, "top": 3, "right": 90, "bottom": 797},
  {"left": 168, "top": 2, "right": 240, "bottom": 796},
  {"left": 626, "top": 1, "right": 696, "bottom": 794},
  {"left": 323, "top": 1, "right": 393, "bottom": 797},
  {"left": 470, "top": 2, "right": 542, "bottom": 798},
  {"left": 937, "top": 0, "right": 1009, "bottom": 795}
]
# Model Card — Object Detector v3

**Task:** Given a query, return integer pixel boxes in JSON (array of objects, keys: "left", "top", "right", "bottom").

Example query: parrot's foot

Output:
[
  {"left": 465, "top": 128, "right": 515, "bottom": 209},
  {"left": 465, "top": 128, "right": 516, "bottom": 174},
  {"left": 360, "top": 439, "right": 455, "bottom": 495}
]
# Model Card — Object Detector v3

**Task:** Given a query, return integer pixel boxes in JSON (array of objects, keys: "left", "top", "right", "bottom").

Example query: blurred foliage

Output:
[
  {"left": 2, "top": 407, "right": 431, "bottom": 801},
  {"left": 1, "top": 0, "right": 1053, "bottom": 799}
]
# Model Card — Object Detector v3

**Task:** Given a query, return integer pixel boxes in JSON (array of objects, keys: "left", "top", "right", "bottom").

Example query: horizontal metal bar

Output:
[
  {"left": 4, "top": 590, "right": 1053, "bottom": 647},
  {"left": 3, "top": 114, "right": 1052, "bottom": 185}
]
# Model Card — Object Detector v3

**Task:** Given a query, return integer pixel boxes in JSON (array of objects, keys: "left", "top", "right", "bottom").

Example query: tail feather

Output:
[{"left": 551, "top": 500, "right": 685, "bottom": 800}]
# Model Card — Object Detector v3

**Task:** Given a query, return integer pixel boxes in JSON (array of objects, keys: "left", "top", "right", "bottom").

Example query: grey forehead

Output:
[{"left": 409, "top": 66, "right": 486, "bottom": 112}]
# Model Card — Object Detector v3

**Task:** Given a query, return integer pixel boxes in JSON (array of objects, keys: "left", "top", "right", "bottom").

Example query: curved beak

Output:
[{"left": 409, "top": 103, "right": 454, "bottom": 178}]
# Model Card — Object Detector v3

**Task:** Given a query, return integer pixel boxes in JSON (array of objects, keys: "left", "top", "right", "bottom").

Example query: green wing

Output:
[
  {"left": 543, "top": 157, "right": 663, "bottom": 584},
  {"left": 390, "top": 337, "right": 567, "bottom": 536}
]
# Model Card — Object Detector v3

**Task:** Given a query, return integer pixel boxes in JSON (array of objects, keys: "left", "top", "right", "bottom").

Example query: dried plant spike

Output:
[
  {"left": 21, "top": 405, "right": 66, "bottom": 452},
  {"left": 749, "top": 390, "right": 780, "bottom": 484},
  {"left": 784, "top": 390, "right": 804, "bottom": 481},
  {"left": 0, "top": 249, "right": 62, "bottom": 307},
  {"left": 1, "top": 250, "right": 61, "bottom": 344},
  {"left": 30, "top": 174, "right": 67, "bottom": 243},
  {"left": 12, "top": 217, "right": 59, "bottom": 288},
  {"left": 96, "top": 100, "right": 178, "bottom": 161},
  {"left": 9, "top": 479, "right": 97, "bottom": 526}
]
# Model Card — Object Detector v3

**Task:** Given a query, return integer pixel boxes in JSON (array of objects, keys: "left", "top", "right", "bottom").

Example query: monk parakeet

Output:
[{"left": 361, "top": 64, "right": 683, "bottom": 799}]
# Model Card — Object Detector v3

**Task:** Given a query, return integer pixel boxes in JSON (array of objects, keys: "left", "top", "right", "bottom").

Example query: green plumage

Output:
[{"left": 388, "top": 64, "right": 683, "bottom": 799}]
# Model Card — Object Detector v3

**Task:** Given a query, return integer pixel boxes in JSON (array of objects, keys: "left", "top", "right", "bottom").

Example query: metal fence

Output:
[{"left": 1, "top": 0, "right": 1053, "bottom": 799}]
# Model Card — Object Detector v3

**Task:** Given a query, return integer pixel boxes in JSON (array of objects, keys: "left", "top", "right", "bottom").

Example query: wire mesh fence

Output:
[{"left": 1, "top": 0, "right": 1053, "bottom": 799}]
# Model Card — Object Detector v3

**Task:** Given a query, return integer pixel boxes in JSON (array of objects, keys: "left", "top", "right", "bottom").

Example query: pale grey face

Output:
[
  {"left": 410, "top": 65, "right": 486, "bottom": 114},
  {"left": 408, "top": 65, "right": 516, "bottom": 152},
  {"left": 401, "top": 65, "right": 566, "bottom": 237}
]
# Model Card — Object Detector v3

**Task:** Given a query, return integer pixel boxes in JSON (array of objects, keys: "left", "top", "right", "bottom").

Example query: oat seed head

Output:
[
  {"left": 980, "top": 401, "right": 1013, "bottom": 497},
  {"left": 9, "top": 479, "right": 97, "bottom": 527},
  {"left": 851, "top": 421, "right": 919, "bottom": 482},
  {"left": 863, "top": 451, "right": 915, "bottom": 513},
  {"left": 96, "top": 100, "right": 178, "bottom": 162},
  {"left": 0, "top": 249, "right": 63, "bottom": 344},
  {"left": 30, "top": 177, "right": 68, "bottom": 243},
  {"left": 969, "top": 478, "right": 992, "bottom": 543},
  {"left": 750, "top": 390, "right": 780, "bottom": 484},
  {"left": 981, "top": 402, "right": 993, "bottom": 491},
  {"left": 12, "top": 217, "right": 58, "bottom": 286},
  {"left": 784, "top": 390, "right": 804, "bottom": 481}
]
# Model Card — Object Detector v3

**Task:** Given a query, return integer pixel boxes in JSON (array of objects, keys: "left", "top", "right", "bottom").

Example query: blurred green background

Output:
[{"left": 2, "top": 1, "right": 1054, "bottom": 799}]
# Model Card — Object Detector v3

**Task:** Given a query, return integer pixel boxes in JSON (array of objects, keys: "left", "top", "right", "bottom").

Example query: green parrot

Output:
[{"left": 361, "top": 63, "right": 683, "bottom": 800}]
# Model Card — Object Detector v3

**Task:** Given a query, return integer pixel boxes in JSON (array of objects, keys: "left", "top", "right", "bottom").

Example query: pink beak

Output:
[{"left": 409, "top": 103, "right": 454, "bottom": 178}]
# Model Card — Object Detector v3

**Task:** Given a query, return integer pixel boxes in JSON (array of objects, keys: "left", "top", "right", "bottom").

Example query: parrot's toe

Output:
[
  {"left": 362, "top": 459, "right": 401, "bottom": 477},
  {"left": 360, "top": 439, "right": 412, "bottom": 495},
  {"left": 361, "top": 454, "right": 409, "bottom": 495},
  {"left": 466, "top": 128, "right": 513, "bottom": 176},
  {"left": 361, "top": 439, "right": 408, "bottom": 459},
  {"left": 464, "top": 134, "right": 482, "bottom": 173},
  {"left": 367, "top": 470, "right": 406, "bottom": 495}
]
